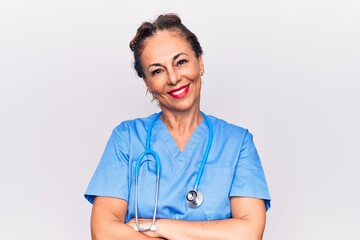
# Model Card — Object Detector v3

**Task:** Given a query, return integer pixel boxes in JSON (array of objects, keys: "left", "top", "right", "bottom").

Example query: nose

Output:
[{"left": 167, "top": 67, "right": 180, "bottom": 85}]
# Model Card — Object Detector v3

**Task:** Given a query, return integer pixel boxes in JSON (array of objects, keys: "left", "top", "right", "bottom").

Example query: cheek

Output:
[
  {"left": 148, "top": 79, "right": 166, "bottom": 93},
  {"left": 181, "top": 66, "right": 200, "bottom": 81}
]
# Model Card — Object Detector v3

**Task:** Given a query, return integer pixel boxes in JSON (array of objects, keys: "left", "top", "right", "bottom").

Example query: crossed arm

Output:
[{"left": 91, "top": 196, "right": 266, "bottom": 240}]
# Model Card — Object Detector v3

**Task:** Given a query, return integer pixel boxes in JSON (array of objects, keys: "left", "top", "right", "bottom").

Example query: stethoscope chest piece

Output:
[{"left": 186, "top": 190, "right": 203, "bottom": 208}]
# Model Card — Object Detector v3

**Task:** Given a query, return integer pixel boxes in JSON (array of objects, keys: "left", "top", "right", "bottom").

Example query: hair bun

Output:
[{"left": 154, "top": 14, "right": 182, "bottom": 28}]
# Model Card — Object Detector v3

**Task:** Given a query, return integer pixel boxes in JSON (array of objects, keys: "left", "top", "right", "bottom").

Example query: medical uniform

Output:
[{"left": 85, "top": 113, "right": 271, "bottom": 222}]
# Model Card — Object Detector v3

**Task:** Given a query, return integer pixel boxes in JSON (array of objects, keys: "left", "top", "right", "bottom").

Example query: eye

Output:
[
  {"left": 151, "top": 69, "right": 162, "bottom": 76},
  {"left": 177, "top": 59, "right": 188, "bottom": 66}
]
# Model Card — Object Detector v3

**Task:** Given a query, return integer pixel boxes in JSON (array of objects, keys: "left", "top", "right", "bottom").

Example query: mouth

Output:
[{"left": 168, "top": 84, "right": 190, "bottom": 99}]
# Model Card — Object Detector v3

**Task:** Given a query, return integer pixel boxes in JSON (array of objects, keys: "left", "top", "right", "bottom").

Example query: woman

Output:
[{"left": 85, "top": 13, "right": 271, "bottom": 240}]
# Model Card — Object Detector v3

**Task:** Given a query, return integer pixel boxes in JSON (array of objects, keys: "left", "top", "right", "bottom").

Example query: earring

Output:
[
  {"left": 147, "top": 88, "right": 156, "bottom": 99},
  {"left": 200, "top": 71, "right": 204, "bottom": 76}
]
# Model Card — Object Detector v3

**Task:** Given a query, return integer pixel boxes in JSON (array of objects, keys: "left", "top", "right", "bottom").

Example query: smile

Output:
[{"left": 168, "top": 84, "right": 190, "bottom": 99}]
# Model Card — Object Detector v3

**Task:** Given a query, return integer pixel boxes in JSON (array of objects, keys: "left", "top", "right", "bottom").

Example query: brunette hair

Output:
[{"left": 129, "top": 13, "right": 203, "bottom": 78}]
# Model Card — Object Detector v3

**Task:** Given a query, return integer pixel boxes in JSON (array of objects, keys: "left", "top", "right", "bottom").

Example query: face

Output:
[{"left": 140, "top": 30, "right": 204, "bottom": 114}]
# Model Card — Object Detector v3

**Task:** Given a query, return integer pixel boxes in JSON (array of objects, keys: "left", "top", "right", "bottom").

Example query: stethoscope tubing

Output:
[
  {"left": 134, "top": 113, "right": 161, "bottom": 232},
  {"left": 193, "top": 112, "right": 213, "bottom": 191},
  {"left": 134, "top": 174, "right": 160, "bottom": 232},
  {"left": 133, "top": 111, "right": 213, "bottom": 231},
  {"left": 134, "top": 149, "right": 161, "bottom": 177}
]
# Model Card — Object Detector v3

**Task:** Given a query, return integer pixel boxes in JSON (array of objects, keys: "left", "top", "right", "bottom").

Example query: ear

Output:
[
  {"left": 143, "top": 78, "right": 150, "bottom": 91},
  {"left": 197, "top": 54, "right": 204, "bottom": 75}
]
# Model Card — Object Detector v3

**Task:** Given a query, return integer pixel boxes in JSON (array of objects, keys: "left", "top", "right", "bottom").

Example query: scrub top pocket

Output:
[{"left": 202, "top": 167, "right": 234, "bottom": 219}]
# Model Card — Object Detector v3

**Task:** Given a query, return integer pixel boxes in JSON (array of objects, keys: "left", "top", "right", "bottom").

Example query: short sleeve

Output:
[
  {"left": 230, "top": 131, "right": 271, "bottom": 211},
  {"left": 84, "top": 124, "right": 130, "bottom": 204}
]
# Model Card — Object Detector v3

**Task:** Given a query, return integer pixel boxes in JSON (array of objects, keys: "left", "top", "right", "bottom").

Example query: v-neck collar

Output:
[{"left": 153, "top": 118, "right": 208, "bottom": 169}]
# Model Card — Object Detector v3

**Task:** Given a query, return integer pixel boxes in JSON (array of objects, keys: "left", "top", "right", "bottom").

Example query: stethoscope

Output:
[{"left": 133, "top": 111, "right": 213, "bottom": 232}]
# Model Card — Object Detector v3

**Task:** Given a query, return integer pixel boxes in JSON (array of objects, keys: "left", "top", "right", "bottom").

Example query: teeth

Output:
[{"left": 172, "top": 87, "right": 186, "bottom": 95}]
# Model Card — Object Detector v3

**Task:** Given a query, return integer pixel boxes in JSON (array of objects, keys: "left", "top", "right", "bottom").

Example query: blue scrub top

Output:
[{"left": 85, "top": 113, "right": 271, "bottom": 222}]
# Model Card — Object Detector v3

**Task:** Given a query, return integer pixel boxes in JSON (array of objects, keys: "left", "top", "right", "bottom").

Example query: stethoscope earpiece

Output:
[{"left": 186, "top": 190, "right": 203, "bottom": 208}]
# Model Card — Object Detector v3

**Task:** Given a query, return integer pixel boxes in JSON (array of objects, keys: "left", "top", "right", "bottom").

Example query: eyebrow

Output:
[{"left": 147, "top": 52, "right": 189, "bottom": 70}]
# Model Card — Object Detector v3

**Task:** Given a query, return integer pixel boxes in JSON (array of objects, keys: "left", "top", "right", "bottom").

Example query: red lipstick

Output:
[{"left": 168, "top": 84, "right": 190, "bottom": 99}]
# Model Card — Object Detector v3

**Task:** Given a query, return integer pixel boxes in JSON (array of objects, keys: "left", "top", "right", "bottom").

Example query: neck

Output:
[
  {"left": 160, "top": 108, "right": 203, "bottom": 132},
  {"left": 159, "top": 107, "right": 204, "bottom": 152}
]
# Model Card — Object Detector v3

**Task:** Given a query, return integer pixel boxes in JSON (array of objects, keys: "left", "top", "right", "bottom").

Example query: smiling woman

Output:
[
  {"left": 84, "top": 13, "right": 271, "bottom": 240},
  {"left": 141, "top": 31, "right": 204, "bottom": 119}
]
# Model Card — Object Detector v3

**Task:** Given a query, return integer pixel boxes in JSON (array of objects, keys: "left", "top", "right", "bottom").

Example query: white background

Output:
[{"left": 1, "top": 0, "right": 359, "bottom": 239}]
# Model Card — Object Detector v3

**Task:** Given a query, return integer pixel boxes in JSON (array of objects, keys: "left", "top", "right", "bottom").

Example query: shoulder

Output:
[
  {"left": 111, "top": 113, "right": 160, "bottom": 137},
  {"left": 206, "top": 114, "right": 256, "bottom": 151},
  {"left": 207, "top": 114, "right": 250, "bottom": 138}
]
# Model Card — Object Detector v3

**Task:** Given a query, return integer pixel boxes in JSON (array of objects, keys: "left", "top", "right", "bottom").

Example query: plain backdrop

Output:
[{"left": 1, "top": 0, "right": 359, "bottom": 239}]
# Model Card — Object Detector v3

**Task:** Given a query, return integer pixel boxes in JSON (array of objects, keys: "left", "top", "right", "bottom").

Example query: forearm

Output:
[
  {"left": 155, "top": 218, "right": 264, "bottom": 240},
  {"left": 127, "top": 198, "right": 266, "bottom": 240},
  {"left": 91, "top": 197, "right": 165, "bottom": 240},
  {"left": 92, "top": 218, "right": 164, "bottom": 240}
]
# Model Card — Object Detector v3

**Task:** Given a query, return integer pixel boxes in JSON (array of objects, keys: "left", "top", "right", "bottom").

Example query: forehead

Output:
[{"left": 141, "top": 31, "right": 193, "bottom": 64}]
